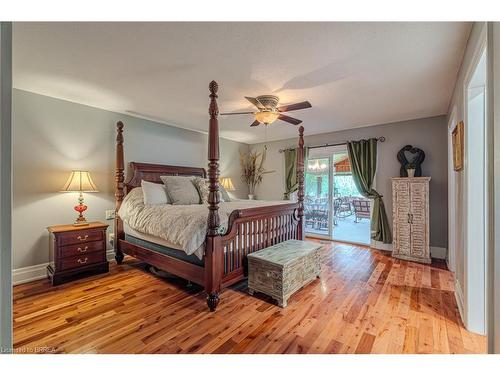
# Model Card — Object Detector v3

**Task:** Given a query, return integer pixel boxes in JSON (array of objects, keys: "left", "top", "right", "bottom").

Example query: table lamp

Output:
[
  {"left": 61, "top": 170, "right": 98, "bottom": 226},
  {"left": 220, "top": 177, "right": 235, "bottom": 191}
]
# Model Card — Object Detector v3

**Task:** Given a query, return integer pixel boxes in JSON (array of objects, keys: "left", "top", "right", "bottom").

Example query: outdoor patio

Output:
[{"left": 306, "top": 214, "right": 370, "bottom": 245}]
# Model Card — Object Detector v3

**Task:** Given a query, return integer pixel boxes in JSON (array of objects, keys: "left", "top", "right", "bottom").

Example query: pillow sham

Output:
[
  {"left": 141, "top": 180, "right": 170, "bottom": 205},
  {"left": 160, "top": 175, "right": 200, "bottom": 205}
]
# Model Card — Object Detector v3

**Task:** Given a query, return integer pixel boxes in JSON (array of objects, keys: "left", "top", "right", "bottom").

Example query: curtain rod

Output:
[{"left": 278, "top": 136, "right": 386, "bottom": 153}]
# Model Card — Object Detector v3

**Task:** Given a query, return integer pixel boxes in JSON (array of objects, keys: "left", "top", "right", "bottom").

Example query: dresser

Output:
[
  {"left": 47, "top": 222, "right": 109, "bottom": 285},
  {"left": 391, "top": 177, "right": 431, "bottom": 264}
]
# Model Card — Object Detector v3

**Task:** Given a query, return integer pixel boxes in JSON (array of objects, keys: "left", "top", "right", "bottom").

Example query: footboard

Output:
[{"left": 219, "top": 203, "right": 301, "bottom": 287}]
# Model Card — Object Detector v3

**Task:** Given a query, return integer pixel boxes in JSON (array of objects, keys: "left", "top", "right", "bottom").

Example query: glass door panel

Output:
[
  {"left": 331, "top": 148, "right": 370, "bottom": 245},
  {"left": 304, "top": 157, "right": 332, "bottom": 238}
]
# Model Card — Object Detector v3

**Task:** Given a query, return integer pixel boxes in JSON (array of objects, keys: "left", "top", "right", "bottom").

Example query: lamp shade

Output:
[
  {"left": 220, "top": 177, "right": 235, "bottom": 191},
  {"left": 254, "top": 111, "right": 279, "bottom": 125},
  {"left": 61, "top": 171, "right": 98, "bottom": 192}
]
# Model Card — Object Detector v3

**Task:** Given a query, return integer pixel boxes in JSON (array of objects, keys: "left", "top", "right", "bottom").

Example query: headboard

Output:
[{"left": 125, "top": 162, "right": 206, "bottom": 193}]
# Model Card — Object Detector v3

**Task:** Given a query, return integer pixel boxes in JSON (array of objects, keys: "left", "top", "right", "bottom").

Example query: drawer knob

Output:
[
  {"left": 77, "top": 257, "right": 88, "bottom": 264},
  {"left": 77, "top": 246, "right": 88, "bottom": 253},
  {"left": 77, "top": 235, "right": 89, "bottom": 241}
]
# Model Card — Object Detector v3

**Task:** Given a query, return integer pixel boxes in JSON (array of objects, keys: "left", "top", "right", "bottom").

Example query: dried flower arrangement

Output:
[{"left": 239, "top": 146, "right": 275, "bottom": 199}]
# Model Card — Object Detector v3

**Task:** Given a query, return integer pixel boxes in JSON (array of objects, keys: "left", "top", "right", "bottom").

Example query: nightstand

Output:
[{"left": 47, "top": 222, "right": 109, "bottom": 286}]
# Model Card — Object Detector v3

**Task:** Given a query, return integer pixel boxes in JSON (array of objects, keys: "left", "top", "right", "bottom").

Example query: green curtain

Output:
[
  {"left": 283, "top": 147, "right": 309, "bottom": 200},
  {"left": 347, "top": 139, "right": 392, "bottom": 244}
]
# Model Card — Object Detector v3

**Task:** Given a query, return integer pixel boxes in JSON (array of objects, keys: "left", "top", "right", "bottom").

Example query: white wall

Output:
[
  {"left": 250, "top": 116, "right": 449, "bottom": 250},
  {"left": 0, "top": 21, "right": 13, "bottom": 352},
  {"left": 12, "top": 89, "right": 249, "bottom": 270}
]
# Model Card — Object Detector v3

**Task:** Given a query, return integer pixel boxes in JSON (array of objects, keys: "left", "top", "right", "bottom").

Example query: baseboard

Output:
[
  {"left": 370, "top": 240, "right": 393, "bottom": 252},
  {"left": 454, "top": 278, "right": 466, "bottom": 326},
  {"left": 12, "top": 249, "right": 116, "bottom": 286},
  {"left": 430, "top": 246, "right": 447, "bottom": 260},
  {"left": 12, "top": 262, "right": 49, "bottom": 286}
]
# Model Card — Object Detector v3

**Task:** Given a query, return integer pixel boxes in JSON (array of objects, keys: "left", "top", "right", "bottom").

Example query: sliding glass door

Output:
[
  {"left": 304, "top": 156, "right": 332, "bottom": 238},
  {"left": 304, "top": 145, "right": 370, "bottom": 245}
]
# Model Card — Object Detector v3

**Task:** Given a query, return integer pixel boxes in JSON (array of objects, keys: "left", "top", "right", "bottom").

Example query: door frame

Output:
[
  {"left": 447, "top": 107, "right": 457, "bottom": 273},
  {"left": 462, "top": 34, "right": 488, "bottom": 335}
]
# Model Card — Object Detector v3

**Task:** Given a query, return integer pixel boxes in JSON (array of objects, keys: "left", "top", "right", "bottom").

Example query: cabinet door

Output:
[
  {"left": 393, "top": 181, "right": 411, "bottom": 256},
  {"left": 409, "top": 182, "right": 428, "bottom": 259}
]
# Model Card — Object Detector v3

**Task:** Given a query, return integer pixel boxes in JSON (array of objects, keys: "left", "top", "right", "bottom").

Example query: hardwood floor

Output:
[{"left": 13, "top": 242, "right": 486, "bottom": 354}]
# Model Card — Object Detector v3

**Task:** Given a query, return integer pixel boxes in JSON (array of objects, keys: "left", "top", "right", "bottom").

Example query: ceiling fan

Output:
[{"left": 221, "top": 95, "right": 312, "bottom": 127}]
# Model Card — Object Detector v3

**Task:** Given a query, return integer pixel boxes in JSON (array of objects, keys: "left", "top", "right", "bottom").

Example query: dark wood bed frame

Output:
[{"left": 114, "top": 81, "right": 305, "bottom": 312}]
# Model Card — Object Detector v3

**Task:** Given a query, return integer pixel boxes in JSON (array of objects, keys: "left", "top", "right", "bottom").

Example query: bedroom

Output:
[{"left": 1, "top": 3, "right": 500, "bottom": 366}]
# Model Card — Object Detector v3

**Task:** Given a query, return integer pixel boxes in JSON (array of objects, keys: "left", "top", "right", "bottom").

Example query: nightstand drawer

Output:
[
  {"left": 59, "top": 252, "right": 105, "bottom": 271},
  {"left": 60, "top": 240, "right": 104, "bottom": 258},
  {"left": 59, "top": 229, "right": 104, "bottom": 246}
]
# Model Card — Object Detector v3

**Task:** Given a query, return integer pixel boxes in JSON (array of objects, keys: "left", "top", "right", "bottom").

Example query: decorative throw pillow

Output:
[
  {"left": 193, "top": 177, "right": 231, "bottom": 203},
  {"left": 219, "top": 184, "right": 231, "bottom": 202},
  {"left": 193, "top": 177, "right": 210, "bottom": 204},
  {"left": 141, "top": 180, "right": 170, "bottom": 205},
  {"left": 160, "top": 175, "right": 200, "bottom": 205}
]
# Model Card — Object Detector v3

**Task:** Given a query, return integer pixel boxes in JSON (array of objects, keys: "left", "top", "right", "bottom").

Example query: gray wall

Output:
[
  {"left": 0, "top": 22, "right": 13, "bottom": 352},
  {"left": 12, "top": 89, "right": 249, "bottom": 269},
  {"left": 250, "top": 116, "right": 448, "bottom": 249}
]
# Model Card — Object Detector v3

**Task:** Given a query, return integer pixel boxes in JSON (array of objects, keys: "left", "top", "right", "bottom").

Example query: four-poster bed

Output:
[{"left": 114, "top": 81, "right": 305, "bottom": 312}]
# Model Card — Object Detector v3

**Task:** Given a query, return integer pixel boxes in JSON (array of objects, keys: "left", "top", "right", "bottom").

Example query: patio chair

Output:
[{"left": 352, "top": 199, "right": 371, "bottom": 222}]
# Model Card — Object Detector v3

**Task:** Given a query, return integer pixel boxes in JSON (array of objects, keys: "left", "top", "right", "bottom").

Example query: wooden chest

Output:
[
  {"left": 47, "top": 222, "right": 109, "bottom": 285},
  {"left": 247, "top": 240, "right": 322, "bottom": 307}
]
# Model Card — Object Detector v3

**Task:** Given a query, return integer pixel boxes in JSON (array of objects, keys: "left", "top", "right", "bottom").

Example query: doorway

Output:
[
  {"left": 464, "top": 46, "right": 487, "bottom": 335},
  {"left": 304, "top": 145, "right": 371, "bottom": 245}
]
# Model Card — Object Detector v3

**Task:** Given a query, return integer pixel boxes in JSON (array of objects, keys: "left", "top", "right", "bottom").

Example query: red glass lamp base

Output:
[{"left": 73, "top": 202, "right": 89, "bottom": 226}]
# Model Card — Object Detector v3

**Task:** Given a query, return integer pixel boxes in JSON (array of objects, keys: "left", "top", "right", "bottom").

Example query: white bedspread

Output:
[{"left": 118, "top": 188, "right": 291, "bottom": 258}]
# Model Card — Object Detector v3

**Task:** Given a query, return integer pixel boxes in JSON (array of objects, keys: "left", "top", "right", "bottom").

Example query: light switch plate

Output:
[{"left": 105, "top": 210, "right": 116, "bottom": 220}]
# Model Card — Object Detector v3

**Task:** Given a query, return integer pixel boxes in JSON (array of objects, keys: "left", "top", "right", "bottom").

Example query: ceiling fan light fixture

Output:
[{"left": 254, "top": 111, "right": 279, "bottom": 125}]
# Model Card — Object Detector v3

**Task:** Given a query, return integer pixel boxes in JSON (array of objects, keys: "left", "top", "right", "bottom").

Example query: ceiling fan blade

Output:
[
  {"left": 278, "top": 114, "right": 302, "bottom": 125},
  {"left": 220, "top": 111, "right": 254, "bottom": 115},
  {"left": 277, "top": 101, "right": 312, "bottom": 113},
  {"left": 245, "top": 96, "right": 265, "bottom": 109},
  {"left": 250, "top": 120, "right": 260, "bottom": 127}
]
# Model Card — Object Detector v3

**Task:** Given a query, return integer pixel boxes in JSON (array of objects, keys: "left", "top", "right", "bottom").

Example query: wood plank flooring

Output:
[{"left": 13, "top": 242, "right": 486, "bottom": 354}]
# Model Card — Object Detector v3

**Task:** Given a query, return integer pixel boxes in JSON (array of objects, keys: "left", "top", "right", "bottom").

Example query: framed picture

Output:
[{"left": 452, "top": 121, "right": 464, "bottom": 171}]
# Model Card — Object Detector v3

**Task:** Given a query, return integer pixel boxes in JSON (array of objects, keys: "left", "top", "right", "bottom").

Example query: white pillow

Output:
[{"left": 141, "top": 180, "right": 170, "bottom": 205}]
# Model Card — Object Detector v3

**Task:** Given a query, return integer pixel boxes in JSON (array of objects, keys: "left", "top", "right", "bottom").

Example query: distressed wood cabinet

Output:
[{"left": 391, "top": 177, "right": 431, "bottom": 264}]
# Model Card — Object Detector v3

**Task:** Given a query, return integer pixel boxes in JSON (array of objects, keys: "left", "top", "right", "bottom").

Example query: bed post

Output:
[
  {"left": 205, "top": 80, "right": 223, "bottom": 312},
  {"left": 297, "top": 125, "right": 305, "bottom": 240},
  {"left": 115, "top": 121, "right": 125, "bottom": 264}
]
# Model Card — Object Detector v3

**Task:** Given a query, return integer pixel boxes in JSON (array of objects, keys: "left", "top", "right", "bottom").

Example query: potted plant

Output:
[
  {"left": 406, "top": 162, "right": 416, "bottom": 178},
  {"left": 239, "top": 147, "right": 274, "bottom": 199}
]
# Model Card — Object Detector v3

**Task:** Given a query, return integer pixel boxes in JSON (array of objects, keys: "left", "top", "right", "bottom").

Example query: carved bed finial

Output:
[{"left": 296, "top": 126, "right": 305, "bottom": 239}]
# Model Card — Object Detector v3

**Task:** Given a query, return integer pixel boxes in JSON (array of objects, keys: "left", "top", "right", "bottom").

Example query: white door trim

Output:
[
  {"left": 462, "top": 30, "right": 488, "bottom": 335},
  {"left": 447, "top": 106, "right": 457, "bottom": 273}
]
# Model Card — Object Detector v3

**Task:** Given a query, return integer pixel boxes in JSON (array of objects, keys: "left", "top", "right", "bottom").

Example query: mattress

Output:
[{"left": 124, "top": 222, "right": 205, "bottom": 260}]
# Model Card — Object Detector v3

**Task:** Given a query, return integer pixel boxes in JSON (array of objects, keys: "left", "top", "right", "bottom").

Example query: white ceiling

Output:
[{"left": 13, "top": 22, "right": 471, "bottom": 144}]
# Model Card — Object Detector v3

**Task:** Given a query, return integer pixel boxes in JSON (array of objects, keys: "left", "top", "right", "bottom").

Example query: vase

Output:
[
  {"left": 407, "top": 169, "right": 415, "bottom": 178},
  {"left": 248, "top": 194, "right": 255, "bottom": 200}
]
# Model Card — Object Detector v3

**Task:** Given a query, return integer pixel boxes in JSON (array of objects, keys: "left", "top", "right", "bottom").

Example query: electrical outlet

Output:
[
  {"left": 108, "top": 233, "right": 115, "bottom": 247},
  {"left": 105, "top": 210, "right": 116, "bottom": 220}
]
